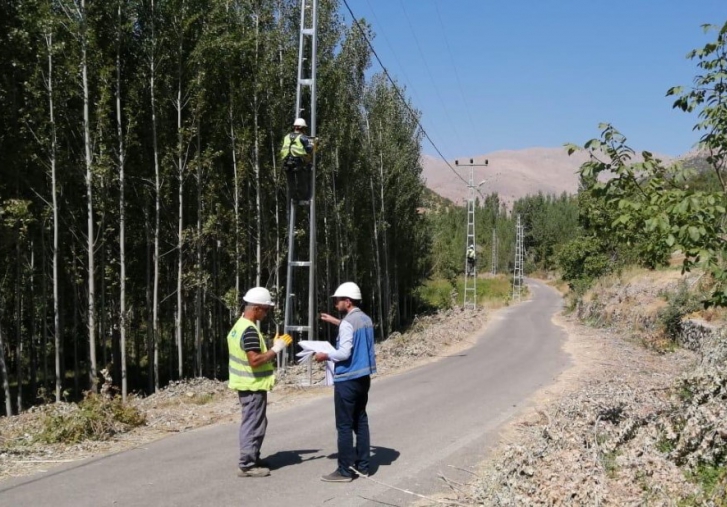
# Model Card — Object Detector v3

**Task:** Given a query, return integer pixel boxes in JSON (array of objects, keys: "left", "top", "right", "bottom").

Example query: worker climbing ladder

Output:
[
  {"left": 283, "top": 0, "right": 318, "bottom": 380},
  {"left": 463, "top": 170, "right": 477, "bottom": 310}
]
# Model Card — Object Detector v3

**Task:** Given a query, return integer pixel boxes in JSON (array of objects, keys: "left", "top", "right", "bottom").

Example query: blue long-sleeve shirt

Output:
[{"left": 327, "top": 310, "right": 360, "bottom": 362}]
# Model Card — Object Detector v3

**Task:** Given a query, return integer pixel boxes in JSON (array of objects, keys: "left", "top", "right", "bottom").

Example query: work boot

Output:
[
  {"left": 238, "top": 465, "right": 271, "bottom": 477},
  {"left": 320, "top": 470, "right": 353, "bottom": 482}
]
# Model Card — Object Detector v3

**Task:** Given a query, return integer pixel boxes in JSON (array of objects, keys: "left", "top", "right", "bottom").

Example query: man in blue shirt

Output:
[{"left": 315, "top": 282, "right": 377, "bottom": 482}]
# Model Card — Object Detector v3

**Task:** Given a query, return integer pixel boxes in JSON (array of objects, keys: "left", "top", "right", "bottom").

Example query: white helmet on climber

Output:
[{"left": 293, "top": 118, "right": 307, "bottom": 129}]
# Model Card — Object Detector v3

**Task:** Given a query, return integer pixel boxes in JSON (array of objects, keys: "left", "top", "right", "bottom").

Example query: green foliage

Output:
[
  {"left": 567, "top": 21, "right": 727, "bottom": 306},
  {"left": 417, "top": 278, "right": 457, "bottom": 310},
  {"left": 556, "top": 236, "right": 612, "bottom": 288},
  {"left": 37, "top": 393, "right": 145, "bottom": 444},
  {"left": 601, "top": 450, "right": 621, "bottom": 478},
  {"left": 512, "top": 192, "right": 581, "bottom": 269},
  {"left": 570, "top": 122, "right": 726, "bottom": 304},
  {"left": 657, "top": 281, "right": 701, "bottom": 341},
  {"left": 688, "top": 465, "right": 727, "bottom": 498},
  {"left": 416, "top": 275, "right": 512, "bottom": 310}
]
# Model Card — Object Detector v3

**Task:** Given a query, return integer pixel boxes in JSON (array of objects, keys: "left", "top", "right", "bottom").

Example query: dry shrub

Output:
[{"left": 37, "top": 393, "right": 145, "bottom": 444}]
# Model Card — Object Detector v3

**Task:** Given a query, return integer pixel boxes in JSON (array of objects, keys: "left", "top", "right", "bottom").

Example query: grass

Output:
[
  {"left": 417, "top": 274, "right": 514, "bottom": 310},
  {"left": 677, "top": 465, "right": 727, "bottom": 506},
  {"left": 601, "top": 450, "right": 621, "bottom": 478}
]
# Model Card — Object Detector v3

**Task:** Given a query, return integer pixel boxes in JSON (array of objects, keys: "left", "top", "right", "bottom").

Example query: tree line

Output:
[
  {"left": 0, "top": 0, "right": 429, "bottom": 416},
  {"left": 426, "top": 190, "right": 580, "bottom": 282}
]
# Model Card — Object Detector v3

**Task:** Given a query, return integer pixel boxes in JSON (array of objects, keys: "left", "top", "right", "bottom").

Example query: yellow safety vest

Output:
[
  {"left": 227, "top": 317, "right": 275, "bottom": 392},
  {"left": 280, "top": 133, "right": 310, "bottom": 159}
]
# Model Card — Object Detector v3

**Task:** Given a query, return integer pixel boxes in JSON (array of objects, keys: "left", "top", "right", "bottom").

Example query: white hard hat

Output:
[
  {"left": 243, "top": 287, "right": 275, "bottom": 307},
  {"left": 332, "top": 282, "right": 362, "bottom": 301},
  {"left": 293, "top": 118, "right": 307, "bottom": 128}
]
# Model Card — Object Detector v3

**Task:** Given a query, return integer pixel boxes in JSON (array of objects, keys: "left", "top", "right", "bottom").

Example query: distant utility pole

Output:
[
  {"left": 455, "top": 158, "right": 488, "bottom": 310},
  {"left": 512, "top": 215, "right": 524, "bottom": 301},
  {"left": 491, "top": 229, "right": 498, "bottom": 275}
]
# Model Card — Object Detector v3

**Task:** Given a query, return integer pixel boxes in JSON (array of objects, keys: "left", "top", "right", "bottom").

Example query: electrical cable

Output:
[
  {"left": 433, "top": 0, "right": 478, "bottom": 136},
  {"left": 397, "top": 0, "right": 463, "bottom": 146},
  {"left": 340, "top": 0, "right": 469, "bottom": 187}
]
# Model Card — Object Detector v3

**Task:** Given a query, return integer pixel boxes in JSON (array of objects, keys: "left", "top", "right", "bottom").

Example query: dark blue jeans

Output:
[{"left": 334, "top": 375, "right": 371, "bottom": 477}]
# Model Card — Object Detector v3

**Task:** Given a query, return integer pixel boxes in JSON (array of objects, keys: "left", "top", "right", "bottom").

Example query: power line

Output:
[
  {"left": 363, "top": 0, "right": 434, "bottom": 138},
  {"left": 340, "top": 0, "right": 469, "bottom": 187},
  {"left": 397, "top": 0, "right": 463, "bottom": 146},
  {"left": 433, "top": 0, "right": 478, "bottom": 136}
]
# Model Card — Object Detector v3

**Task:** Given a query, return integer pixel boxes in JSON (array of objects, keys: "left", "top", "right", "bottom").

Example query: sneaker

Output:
[
  {"left": 321, "top": 470, "right": 353, "bottom": 483},
  {"left": 238, "top": 466, "right": 271, "bottom": 478},
  {"left": 354, "top": 468, "right": 369, "bottom": 477}
]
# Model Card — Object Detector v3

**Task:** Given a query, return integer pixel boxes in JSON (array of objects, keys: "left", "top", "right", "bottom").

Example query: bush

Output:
[
  {"left": 37, "top": 393, "right": 145, "bottom": 444},
  {"left": 658, "top": 281, "right": 701, "bottom": 342},
  {"left": 556, "top": 236, "right": 612, "bottom": 288}
]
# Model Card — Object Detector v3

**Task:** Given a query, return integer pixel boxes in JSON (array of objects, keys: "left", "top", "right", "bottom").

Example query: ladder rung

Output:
[
  {"left": 298, "top": 79, "right": 313, "bottom": 86},
  {"left": 285, "top": 326, "right": 311, "bottom": 333},
  {"left": 290, "top": 261, "right": 311, "bottom": 267},
  {"left": 302, "top": 28, "right": 314, "bottom": 36}
]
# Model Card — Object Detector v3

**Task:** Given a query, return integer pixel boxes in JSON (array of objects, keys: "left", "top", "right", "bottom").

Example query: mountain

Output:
[{"left": 420, "top": 146, "right": 677, "bottom": 207}]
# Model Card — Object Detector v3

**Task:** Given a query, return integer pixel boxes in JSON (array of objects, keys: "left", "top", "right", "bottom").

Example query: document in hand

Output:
[{"left": 296, "top": 340, "right": 336, "bottom": 385}]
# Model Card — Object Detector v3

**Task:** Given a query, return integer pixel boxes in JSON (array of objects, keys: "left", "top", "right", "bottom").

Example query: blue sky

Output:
[{"left": 342, "top": 0, "right": 727, "bottom": 159}]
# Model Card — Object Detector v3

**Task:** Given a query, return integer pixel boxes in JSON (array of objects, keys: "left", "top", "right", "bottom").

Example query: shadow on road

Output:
[
  {"left": 263, "top": 449, "right": 323, "bottom": 470},
  {"left": 324, "top": 445, "right": 400, "bottom": 476},
  {"left": 369, "top": 446, "right": 400, "bottom": 474}
]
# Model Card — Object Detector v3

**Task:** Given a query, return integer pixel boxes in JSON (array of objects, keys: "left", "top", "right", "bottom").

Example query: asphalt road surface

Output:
[{"left": 0, "top": 279, "right": 569, "bottom": 507}]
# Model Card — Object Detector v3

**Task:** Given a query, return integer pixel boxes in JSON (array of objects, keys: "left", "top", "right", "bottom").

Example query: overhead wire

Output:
[
  {"left": 363, "top": 0, "right": 445, "bottom": 147},
  {"left": 433, "top": 0, "right": 478, "bottom": 136},
  {"left": 397, "top": 0, "right": 463, "bottom": 148},
  {"left": 340, "top": 0, "right": 469, "bottom": 186}
]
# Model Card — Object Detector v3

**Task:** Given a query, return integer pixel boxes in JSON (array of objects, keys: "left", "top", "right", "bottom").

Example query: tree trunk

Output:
[
  {"left": 81, "top": 0, "right": 98, "bottom": 393},
  {"left": 230, "top": 103, "right": 240, "bottom": 306},
  {"left": 253, "top": 14, "right": 261, "bottom": 286},
  {"left": 175, "top": 3, "right": 186, "bottom": 380},
  {"left": 271, "top": 135, "right": 281, "bottom": 304},
  {"left": 15, "top": 238, "right": 23, "bottom": 412},
  {"left": 370, "top": 178, "right": 384, "bottom": 341},
  {"left": 45, "top": 29, "right": 62, "bottom": 401},
  {"left": 195, "top": 129, "right": 202, "bottom": 377},
  {"left": 377, "top": 144, "right": 391, "bottom": 335},
  {"left": 0, "top": 321, "right": 12, "bottom": 416},
  {"left": 116, "top": 1, "right": 127, "bottom": 400},
  {"left": 29, "top": 241, "right": 37, "bottom": 402},
  {"left": 150, "top": 0, "right": 160, "bottom": 392}
]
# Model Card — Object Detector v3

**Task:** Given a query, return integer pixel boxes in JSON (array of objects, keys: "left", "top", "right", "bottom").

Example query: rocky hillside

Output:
[{"left": 420, "top": 147, "right": 708, "bottom": 206}]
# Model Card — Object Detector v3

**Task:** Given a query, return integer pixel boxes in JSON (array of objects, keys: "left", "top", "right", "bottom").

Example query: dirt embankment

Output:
[
  {"left": 452, "top": 270, "right": 727, "bottom": 506},
  {"left": 0, "top": 306, "right": 490, "bottom": 481}
]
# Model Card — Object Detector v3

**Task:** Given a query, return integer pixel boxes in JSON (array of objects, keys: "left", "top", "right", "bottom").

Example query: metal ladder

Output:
[
  {"left": 463, "top": 166, "right": 477, "bottom": 310},
  {"left": 512, "top": 215, "right": 523, "bottom": 301},
  {"left": 491, "top": 229, "right": 498, "bottom": 275},
  {"left": 283, "top": 0, "right": 318, "bottom": 381}
]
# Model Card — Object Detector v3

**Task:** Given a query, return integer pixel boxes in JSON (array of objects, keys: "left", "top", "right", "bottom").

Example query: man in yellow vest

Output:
[
  {"left": 227, "top": 286, "right": 291, "bottom": 477},
  {"left": 280, "top": 118, "right": 314, "bottom": 203}
]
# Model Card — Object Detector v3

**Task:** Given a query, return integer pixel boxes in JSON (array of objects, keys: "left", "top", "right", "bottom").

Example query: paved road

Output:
[{"left": 0, "top": 279, "right": 568, "bottom": 507}]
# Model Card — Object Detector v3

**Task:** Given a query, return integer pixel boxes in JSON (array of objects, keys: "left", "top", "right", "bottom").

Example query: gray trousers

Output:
[{"left": 237, "top": 390, "right": 268, "bottom": 469}]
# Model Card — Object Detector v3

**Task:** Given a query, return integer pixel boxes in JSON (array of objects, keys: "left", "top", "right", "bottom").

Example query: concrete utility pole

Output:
[
  {"left": 491, "top": 229, "right": 498, "bottom": 275},
  {"left": 284, "top": 0, "right": 318, "bottom": 385},
  {"left": 455, "top": 158, "right": 488, "bottom": 310},
  {"left": 512, "top": 215, "right": 524, "bottom": 301}
]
